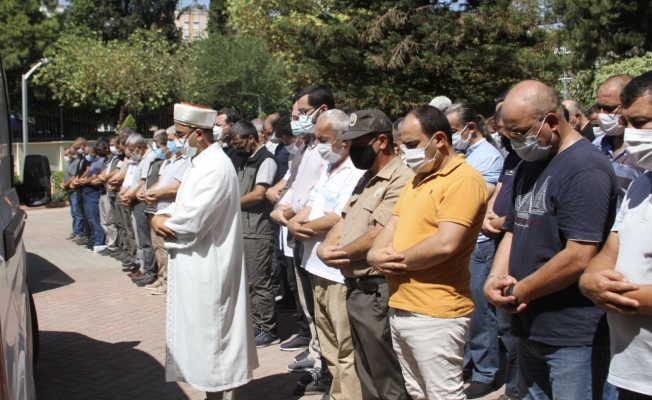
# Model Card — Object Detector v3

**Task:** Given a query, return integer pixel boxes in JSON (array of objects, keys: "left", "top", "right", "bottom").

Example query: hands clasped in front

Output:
[
  {"left": 579, "top": 269, "right": 640, "bottom": 315},
  {"left": 367, "top": 243, "right": 407, "bottom": 276},
  {"left": 484, "top": 275, "right": 527, "bottom": 314}
]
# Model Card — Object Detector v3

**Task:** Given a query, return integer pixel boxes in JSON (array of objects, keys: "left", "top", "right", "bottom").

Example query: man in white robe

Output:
[{"left": 151, "top": 103, "right": 258, "bottom": 399}]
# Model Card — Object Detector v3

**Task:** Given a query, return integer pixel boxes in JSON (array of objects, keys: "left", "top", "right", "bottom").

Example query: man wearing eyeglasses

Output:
[
  {"left": 594, "top": 75, "right": 643, "bottom": 211},
  {"left": 484, "top": 80, "right": 618, "bottom": 399}
]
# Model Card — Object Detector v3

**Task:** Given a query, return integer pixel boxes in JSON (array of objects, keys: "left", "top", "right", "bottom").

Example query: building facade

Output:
[{"left": 174, "top": 1, "right": 208, "bottom": 43}]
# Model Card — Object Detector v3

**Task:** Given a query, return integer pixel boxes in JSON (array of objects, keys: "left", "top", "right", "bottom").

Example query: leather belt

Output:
[{"left": 344, "top": 276, "right": 386, "bottom": 292}]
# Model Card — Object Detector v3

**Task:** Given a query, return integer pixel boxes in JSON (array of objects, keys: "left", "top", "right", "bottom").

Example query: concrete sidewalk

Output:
[{"left": 26, "top": 207, "right": 506, "bottom": 400}]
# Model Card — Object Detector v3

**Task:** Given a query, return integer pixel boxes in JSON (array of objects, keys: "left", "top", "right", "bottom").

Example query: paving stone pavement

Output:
[{"left": 26, "top": 207, "right": 506, "bottom": 400}]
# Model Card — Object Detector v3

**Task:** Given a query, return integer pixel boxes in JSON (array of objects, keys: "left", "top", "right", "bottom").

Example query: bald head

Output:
[
  {"left": 562, "top": 100, "right": 582, "bottom": 116},
  {"left": 598, "top": 75, "right": 633, "bottom": 111},
  {"left": 503, "top": 80, "right": 562, "bottom": 124}
]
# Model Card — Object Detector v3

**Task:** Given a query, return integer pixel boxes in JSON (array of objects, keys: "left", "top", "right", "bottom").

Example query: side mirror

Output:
[{"left": 22, "top": 155, "right": 52, "bottom": 207}]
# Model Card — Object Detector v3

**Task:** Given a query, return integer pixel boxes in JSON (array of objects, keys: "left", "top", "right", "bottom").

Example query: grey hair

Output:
[
  {"left": 251, "top": 119, "right": 264, "bottom": 134},
  {"left": 317, "top": 109, "right": 349, "bottom": 137},
  {"left": 446, "top": 102, "right": 496, "bottom": 147},
  {"left": 429, "top": 96, "right": 452, "bottom": 112},
  {"left": 126, "top": 133, "right": 145, "bottom": 147},
  {"left": 153, "top": 131, "right": 168, "bottom": 146},
  {"left": 166, "top": 125, "right": 175, "bottom": 135}
]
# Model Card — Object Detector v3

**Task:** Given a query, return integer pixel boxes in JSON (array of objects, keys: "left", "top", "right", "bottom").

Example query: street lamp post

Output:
[
  {"left": 558, "top": 70, "right": 574, "bottom": 101},
  {"left": 21, "top": 58, "right": 52, "bottom": 157}
]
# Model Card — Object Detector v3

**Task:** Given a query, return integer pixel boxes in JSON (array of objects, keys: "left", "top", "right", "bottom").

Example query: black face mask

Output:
[
  {"left": 349, "top": 144, "right": 379, "bottom": 170},
  {"left": 500, "top": 135, "right": 514, "bottom": 153},
  {"left": 236, "top": 144, "right": 252, "bottom": 158},
  {"left": 118, "top": 153, "right": 125, "bottom": 161}
]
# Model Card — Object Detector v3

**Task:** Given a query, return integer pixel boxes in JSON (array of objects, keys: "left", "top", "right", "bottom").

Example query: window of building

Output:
[
  {"left": 183, "top": 21, "right": 189, "bottom": 29},
  {"left": 183, "top": 34, "right": 189, "bottom": 41},
  {"left": 193, "top": 21, "right": 199, "bottom": 29},
  {"left": 193, "top": 34, "right": 200, "bottom": 40}
]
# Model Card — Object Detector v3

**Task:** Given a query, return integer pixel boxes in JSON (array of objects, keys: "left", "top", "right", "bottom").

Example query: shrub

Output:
[
  {"left": 51, "top": 170, "right": 69, "bottom": 202},
  {"left": 119, "top": 114, "right": 138, "bottom": 132}
]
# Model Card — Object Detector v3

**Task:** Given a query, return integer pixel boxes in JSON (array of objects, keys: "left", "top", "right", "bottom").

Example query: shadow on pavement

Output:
[
  {"left": 27, "top": 252, "right": 75, "bottom": 294},
  {"left": 35, "top": 331, "right": 190, "bottom": 399},
  {"left": 236, "top": 372, "right": 313, "bottom": 400}
]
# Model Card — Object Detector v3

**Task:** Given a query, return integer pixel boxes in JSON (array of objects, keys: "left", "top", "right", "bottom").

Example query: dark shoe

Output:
[
  {"left": 122, "top": 266, "right": 138, "bottom": 273},
  {"left": 294, "top": 348, "right": 310, "bottom": 363},
  {"left": 136, "top": 276, "right": 157, "bottom": 287},
  {"left": 75, "top": 238, "right": 90, "bottom": 246},
  {"left": 281, "top": 335, "right": 310, "bottom": 351},
  {"left": 122, "top": 259, "right": 136, "bottom": 267},
  {"left": 465, "top": 381, "right": 496, "bottom": 399},
  {"left": 497, "top": 395, "right": 519, "bottom": 400},
  {"left": 293, "top": 369, "right": 329, "bottom": 395},
  {"left": 128, "top": 270, "right": 142, "bottom": 278},
  {"left": 287, "top": 354, "right": 314, "bottom": 372},
  {"left": 97, "top": 248, "right": 115, "bottom": 256},
  {"left": 254, "top": 331, "right": 280, "bottom": 348},
  {"left": 112, "top": 250, "right": 129, "bottom": 260}
]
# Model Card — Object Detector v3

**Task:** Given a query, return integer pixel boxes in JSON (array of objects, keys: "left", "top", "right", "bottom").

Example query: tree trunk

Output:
[{"left": 116, "top": 103, "right": 129, "bottom": 131}]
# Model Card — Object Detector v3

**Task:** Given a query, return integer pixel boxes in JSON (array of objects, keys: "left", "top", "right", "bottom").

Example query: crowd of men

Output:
[{"left": 60, "top": 74, "right": 652, "bottom": 400}]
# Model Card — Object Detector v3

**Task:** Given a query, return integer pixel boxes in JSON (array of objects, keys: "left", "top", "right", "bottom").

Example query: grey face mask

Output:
[{"left": 510, "top": 116, "right": 552, "bottom": 162}]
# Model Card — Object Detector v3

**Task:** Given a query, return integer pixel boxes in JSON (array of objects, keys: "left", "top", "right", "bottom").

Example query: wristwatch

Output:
[{"left": 505, "top": 283, "right": 521, "bottom": 307}]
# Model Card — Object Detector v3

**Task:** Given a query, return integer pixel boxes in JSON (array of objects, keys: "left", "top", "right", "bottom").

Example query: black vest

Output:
[{"left": 237, "top": 146, "right": 280, "bottom": 239}]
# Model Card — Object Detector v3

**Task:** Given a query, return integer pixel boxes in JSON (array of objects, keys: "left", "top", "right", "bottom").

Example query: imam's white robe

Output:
[{"left": 158, "top": 143, "right": 258, "bottom": 392}]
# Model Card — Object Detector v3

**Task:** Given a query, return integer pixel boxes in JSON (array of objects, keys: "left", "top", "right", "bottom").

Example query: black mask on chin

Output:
[
  {"left": 349, "top": 143, "right": 379, "bottom": 170},
  {"left": 236, "top": 144, "right": 252, "bottom": 158}
]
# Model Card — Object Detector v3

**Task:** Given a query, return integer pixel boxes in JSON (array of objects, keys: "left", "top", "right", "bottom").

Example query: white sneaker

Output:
[{"left": 93, "top": 245, "right": 108, "bottom": 253}]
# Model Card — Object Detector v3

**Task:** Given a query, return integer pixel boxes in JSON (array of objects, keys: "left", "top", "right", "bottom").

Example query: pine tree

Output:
[
  {"left": 207, "top": 0, "right": 229, "bottom": 34},
  {"left": 554, "top": 0, "right": 652, "bottom": 69}
]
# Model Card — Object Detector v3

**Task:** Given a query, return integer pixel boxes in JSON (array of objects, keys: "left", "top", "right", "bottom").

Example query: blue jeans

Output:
[
  {"left": 498, "top": 308, "right": 519, "bottom": 397},
  {"left": 68, "top": 191, "right": 84, "bottom": 237},
  {"left": 517, "top": 338, "right": 610, "bottom": 400},
  {"left": 83, "top": 190, "right": 105, "bottom": 246},
  {"left": 463, "top": 240, "right": 499, "bottom": 384}
]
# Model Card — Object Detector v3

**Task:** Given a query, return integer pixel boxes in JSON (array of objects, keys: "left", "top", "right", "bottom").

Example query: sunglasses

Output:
[{"left": 502, "top": 115, "right": 547, "bottom": 142}]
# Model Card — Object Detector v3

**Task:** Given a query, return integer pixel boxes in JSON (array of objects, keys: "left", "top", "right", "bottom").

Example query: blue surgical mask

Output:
[
  {"left": 155, "top": 147, "right": 166, "bottom": 160},
  {"left": 167, "top": 140, "right": 178, "bottom": 155},
  {"left": 292, "top": 109, "right": 319, "bottom": 138},
  {"left": 85, "top": 155, "right": 93, "bottom": 162}
]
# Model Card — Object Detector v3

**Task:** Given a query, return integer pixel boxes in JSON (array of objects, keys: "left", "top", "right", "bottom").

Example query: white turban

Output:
[{"left": 173, "top": 102, "right": 217, "bottom": 129}]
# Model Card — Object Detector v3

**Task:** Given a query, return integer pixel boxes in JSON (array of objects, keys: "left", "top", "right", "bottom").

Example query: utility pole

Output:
[
  {"left": 21, "top": 58, "right": 52, "bottom": 157},
  {"left": 558, "top": 71, "right": 573, "bottom": 101}
]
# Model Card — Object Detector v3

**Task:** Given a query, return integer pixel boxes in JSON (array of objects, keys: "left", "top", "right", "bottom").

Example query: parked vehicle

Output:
[{"left": 0, "top": 54, "right": 52, "bottom": 399}]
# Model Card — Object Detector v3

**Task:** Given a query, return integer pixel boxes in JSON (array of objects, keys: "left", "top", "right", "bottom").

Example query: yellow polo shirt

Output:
[{"left": 387, "top": 155, "right": 487, "bottom": 318}]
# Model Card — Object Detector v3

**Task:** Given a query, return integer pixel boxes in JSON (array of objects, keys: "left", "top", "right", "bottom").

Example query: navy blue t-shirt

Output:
[
  {"left": 275, "top": 145, "right": 290, "bottom": 179},
  {"left": 493, "top": 151, "right": 522, "bottom": 218},
  {"left": 504, "top": 138, "right": 618, "bottom": 346}
]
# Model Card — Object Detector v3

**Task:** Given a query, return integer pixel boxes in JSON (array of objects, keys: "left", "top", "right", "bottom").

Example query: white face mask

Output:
[
  {"left": 598, "top": 113, "right": 625, "bottom": 137},
  {"left": 285, "top": 142, "right": 298, "bottom": 155},
  {"left": 624, "top": 128, "right": 652, "bottom": 170},
  {"left": 77, "top": 148, "right": 84, "bottom": 155},
  {"left": 317, "top": 142, "right": 342, "bottom": 164},
  {"left": 510, "top": 117, "right": 552, "bottom": 162},
  {"left": 180, "top": 131, "right": 198, "bottom": 158},
  {"left": 292, "top": 109, "right": 318, "bottom": 138},
  {"left": 593, "top": 126, "right": 604, "bottom": 138},
  {"left": 401, "top": 134, "right": 438, "bottom": 173},
  {"left": 64, "top": 156, "right": 71, "bottom": 163},
  {"left": 268, "top": 134, "right": 280, "bottom": 144},
  {"left": 452, "top": 125, "right": 470, "bottom": 151},
  {"left": 174, "top": 139, "right": 184, "bottom": 149},
  {"left": 110, "top": 146, "right": 118, "bottom": 155},
  {"left": 213, "top": 126, "right": 224, "bottom": 141}
]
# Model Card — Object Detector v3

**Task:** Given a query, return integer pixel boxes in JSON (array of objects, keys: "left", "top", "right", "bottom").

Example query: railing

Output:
[{"left": 11, "top": 105, "right": 175, "bottom": 142}]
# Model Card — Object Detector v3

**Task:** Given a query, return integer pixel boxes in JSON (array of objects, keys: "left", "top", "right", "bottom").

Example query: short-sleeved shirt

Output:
[
  {"left": 465, "top": 139, "right": 504, "bottom": 242},
  {"left": 340, "top": 156, "right": 415, "bottom": 278},
  {"left": 387, "top": 155, "right": 488, "bottom": 318},
  {"left": 598, "top": 136, "right": 643, "bottom": 210},
  {"left": 492, "top": 151, "right": 522, "bottom": 218},
  {"left": 607, "top": 172, "right": 652, "bottom": 395},
  {"left": 302, "top": 158, "right": 366, "bottom": 284},
  {"left": 64, "top": 159, "right": 80, "bottom": 193},
  {"left": 156, "top": 156, "right": 192, "bottom": 211},
  {"left": 121, "top": 162, "right": 136, "bottom": 189},
  {"left": 280, "top": 139, "right": 328, "bottom": 214},
  {"left": 83, "top": 157, "right": 105, "bottom": 194},
  {"left": 504, "top": 139, "right": 618, "bottom": 346},
  {"left": 249, "top": 146, "right": 278, "bottom": 186}
]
